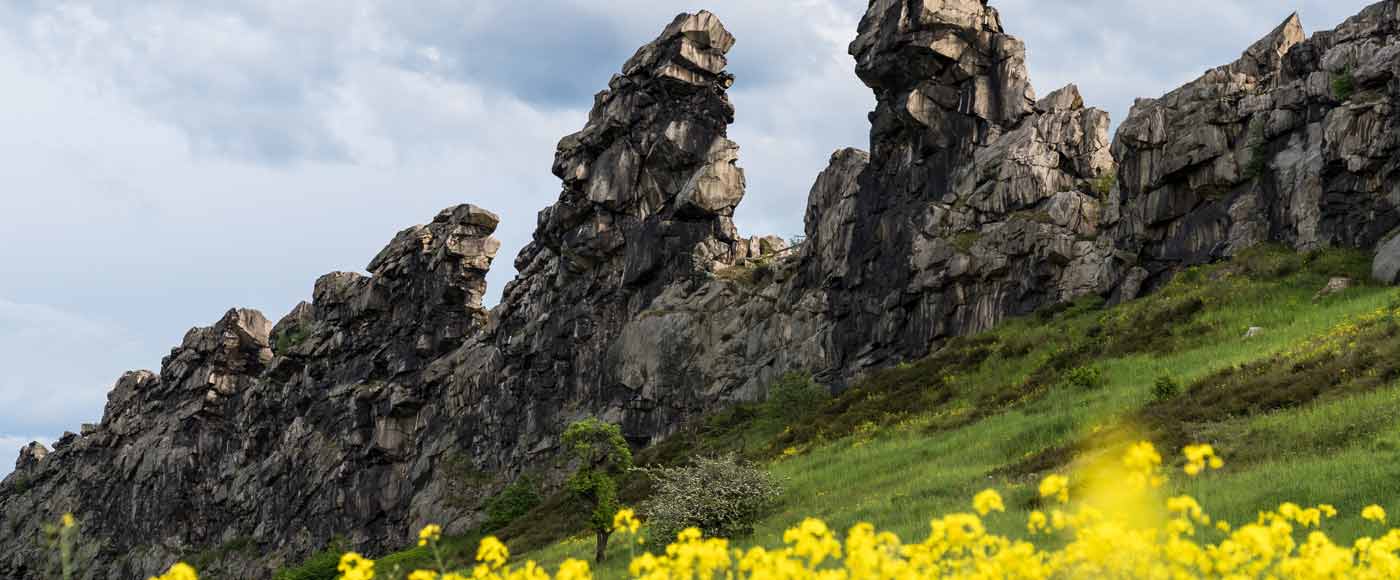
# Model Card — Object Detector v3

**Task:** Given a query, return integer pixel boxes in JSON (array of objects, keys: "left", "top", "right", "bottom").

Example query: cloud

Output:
[
  {"left": 992, "top": 0, "right": 1376, "bottom": 128},
  {"left": 0, "top": 298, "right": 138, "bottom": 440}
]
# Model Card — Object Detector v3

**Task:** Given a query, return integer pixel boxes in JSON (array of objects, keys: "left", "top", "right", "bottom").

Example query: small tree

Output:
[
  {"left": 765, "top": 372, "right": 829, "bottom": 424},
  {"left": 563, "top": 418, "right": 633, "bottom": 563}
]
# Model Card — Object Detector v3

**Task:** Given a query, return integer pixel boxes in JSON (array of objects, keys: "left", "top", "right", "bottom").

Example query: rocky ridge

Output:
[{"left": 3, "top": 2, "right": 1399, "bottom": 578}]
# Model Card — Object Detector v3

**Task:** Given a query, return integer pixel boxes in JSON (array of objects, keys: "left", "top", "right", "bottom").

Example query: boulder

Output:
[{"left": 1375, "top": 231, "right": 1400, "bottom": 284}]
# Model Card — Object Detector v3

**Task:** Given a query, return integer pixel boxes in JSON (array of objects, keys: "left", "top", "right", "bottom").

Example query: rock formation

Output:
[
  {"left": 820, "top": 0, "right": 1121, "bottom": 377},
  {"left": 1114, "top": 3, "right": 1400, "bottom": 290},
  {"left": 3, "top": 2, "right": 1399, "bottom": 579}
]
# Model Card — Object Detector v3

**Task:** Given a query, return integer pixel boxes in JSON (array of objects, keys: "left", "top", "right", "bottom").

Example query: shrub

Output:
[
  {"left": 640, "top": 454, "right": 783, "bottom": 548},
  {"left": 1059, "top": 366, "right": 1105, "bottom": 390},
  {"left": 482, "top": 476, "right": 541, "bottom": 532},
  {"left": 273, "top": 326, "right": 310, "bottom": 353},
  {"left": 1090, "top": 172, "right": 1116, "bottom": 197},
  {"left": 1151, "top": 375, "right": 1182, "bottom": 402},
  {"left": 273, "top": 539, "right": 346, "bottom": 580},
  {"left": 765, "top": 372, "right": 829, "bottom": 423},
  {"left": 1244, "top": 121, "right": 1269, "bottom": 179},
  {"left": 1333, "top": 66, "right": 1356, "bottom": 101}
]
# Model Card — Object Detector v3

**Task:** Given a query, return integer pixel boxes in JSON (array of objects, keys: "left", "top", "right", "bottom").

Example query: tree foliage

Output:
[{"left": 562, "top": 418, "right": 633, "bottom": 562}]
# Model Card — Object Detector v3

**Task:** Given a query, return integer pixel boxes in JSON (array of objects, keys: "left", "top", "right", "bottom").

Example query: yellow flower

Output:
[
  {"left": 612, "top": 508, "right": 640, "bottom": 535},
  {"left": 1027, "top": 511, "right": 1048, "bottom": 534},
  {"left": 973, "top": 488, "right": 1005, "bottom": 516},
  {"left": 61, "top": 513, "right": 76, "bottom": 529},
  {"left": 1183, "top": 443, "right": 1223, "bottom": 476},
  {"left": 1363, "top": 504, "right": 1387, "bottom": 524},
  {"left": 408, "top": 571, "right": 438, "bottom": 580},
  {"left": 147, "top": 562, "right": 198, "bottom": 580},
  {"left": 418, "top": 523, "right": 443, "bottom": 547},
  {"left": 1039, "top": 474, "right": 1070, "bottom": 504},
  {"left": 337, "top": 552, "right": 374, "bottom": 580},
  {"left": 476, "top": 536, "right": 510, "bottom": 569},
  {"left": 555, "top": 558, "right": 592, "bottom": 580}
]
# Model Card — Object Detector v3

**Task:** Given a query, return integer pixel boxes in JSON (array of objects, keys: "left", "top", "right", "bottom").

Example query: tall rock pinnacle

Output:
[{"left": 813, "top": 0, "right": 1120, "bottom": 377}]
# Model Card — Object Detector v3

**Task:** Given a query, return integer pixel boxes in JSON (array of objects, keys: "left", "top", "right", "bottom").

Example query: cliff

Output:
[{"left": 3, "top": 1, "right": 1398, "bottom": 578}]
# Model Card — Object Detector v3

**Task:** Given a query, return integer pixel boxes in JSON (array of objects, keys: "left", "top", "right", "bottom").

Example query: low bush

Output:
[
  {"left": 482, "top": 476, "right": 541, "bottom": 532},
  {"left": 1151, "top": 375, "right": 1182, "bottom": 402},
  {"left": 1059, "top": 365, "right": 1105, "bottom": 391},
  {"left": 764, "top": 372, "right": 828, "bottom": 424},
  {"left": 639, "top": 454, "right": 782, "bottom": 547}
]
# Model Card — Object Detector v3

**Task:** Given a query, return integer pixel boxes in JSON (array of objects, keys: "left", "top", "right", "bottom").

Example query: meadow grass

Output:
[
  {"left": 508, "top": 248, "right": 1400, "bottom": 574},
  {"left": 281, "top": 246, "right": 1400, "bottom": 578}
]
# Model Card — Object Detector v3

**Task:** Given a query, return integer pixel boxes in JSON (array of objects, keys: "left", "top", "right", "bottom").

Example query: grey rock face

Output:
[
  {"left": 1, "top": 207, "right": 503, "bottom": 579},
  {"left": 1113, "top": 3, "right": 1400, "bottom": 290},
  {"left": 1375, "top": 230, "right": 1400, "bottom": 284}
]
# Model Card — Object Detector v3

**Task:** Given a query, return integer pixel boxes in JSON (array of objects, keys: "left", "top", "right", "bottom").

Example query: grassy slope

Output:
[
  {"left": 280, "top": 246, "right": 1400, "bottom": 577},
  {"left": 522, "top": 247, "right": 1400, "bottom": 576}
]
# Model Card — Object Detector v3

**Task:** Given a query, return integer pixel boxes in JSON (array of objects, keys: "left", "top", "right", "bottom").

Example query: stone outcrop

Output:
[
  {"left": 4, "top": 2, "right": 1400, "bottom": 579},
  {"left": 822, "top": 0, "right": 1121, "bottom": 377},
  {"left": 1, "top": 207, "right": 503, "bottom": 578},
  {"left": 1113, "top": 3, "right": 1400, "bottom": 290},
  {"left": 1376, "top": 230, "right": 1400, "bottom": 284}
]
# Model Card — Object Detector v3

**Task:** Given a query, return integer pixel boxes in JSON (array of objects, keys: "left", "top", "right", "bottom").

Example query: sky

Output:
[{"left": 0, "top": 0, "right": 1379, "bottom": 476}]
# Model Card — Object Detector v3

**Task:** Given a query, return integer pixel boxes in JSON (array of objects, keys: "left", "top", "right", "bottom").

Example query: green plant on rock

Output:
[
  {"left": 1333, "top": 66, "right": 1356, "bottom": 101},
  {"left": 562, "top": 417, "right": 633, "bottom": 564},
  {"left": 639, "top": 454, "right": 783, "bottom": 549},
  {"left": 273, "top": 326, "right": 310, "bottom": 353},
  {"left": 1090, "top": 171, "right": 1117, "bottom": 197}
]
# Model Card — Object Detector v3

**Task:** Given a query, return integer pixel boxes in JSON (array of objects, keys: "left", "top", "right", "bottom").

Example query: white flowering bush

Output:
[{"left": 639, "top": 454, "right": 782, "bottom": 548}]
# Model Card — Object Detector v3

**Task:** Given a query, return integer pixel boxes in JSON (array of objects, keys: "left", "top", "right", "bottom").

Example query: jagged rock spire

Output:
[
  {"left": 533, "top": 10, "right": 744, "bottom": 288},
  {"left": 816, "top": 0, "right": 1118, "bottom": 376}
]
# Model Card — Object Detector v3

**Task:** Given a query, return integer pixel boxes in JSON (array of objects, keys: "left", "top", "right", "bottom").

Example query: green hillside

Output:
[{"left": 280, "top": 245, "right": 1400, "bottom": 579}]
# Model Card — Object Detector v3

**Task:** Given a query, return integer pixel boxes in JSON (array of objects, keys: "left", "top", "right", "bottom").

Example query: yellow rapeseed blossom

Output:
[
  {"left": 1039, "top": 474, "right": 1070, "bottom": 504},
  {"left": 1363, "top": 504, "right": 1388, "bottom": 524},
  {"left": 973, "top": 488, "right": 1005, "bottom": 516},
  {"left": 61, "top": 513, "right": 76, "bottom": 529},
  {"left": 170, "top": 441, "right": 1400, "bottom": 580},
  {"left": 418, "top": 524, "right": 443, "bottom": 547},
  {"left": 1027, "top": 511, "right": 1048, "bottom": 534},
  {"left": 337, "top": 552, "right": 374, "bottom": 580},
  {"left": 1123, "top": 440, "right": 1164, "bottom": 489},
  {"left": 477, "top": 536, "right": 510, "bottom": 569},
  {"left": 613, "top": 508, "right": 641, "bottom": 534},
  {"left": 147, "top": 562, "right": 197, "bottom": 580},
  {"left": 1183, "top": 443, "right": 1225, "bottom": 476}
]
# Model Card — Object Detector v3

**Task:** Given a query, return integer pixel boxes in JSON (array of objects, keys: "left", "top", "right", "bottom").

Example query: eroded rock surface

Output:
[{"left": 1114, "top": 3, "right": 1400, "bottom": 290}]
